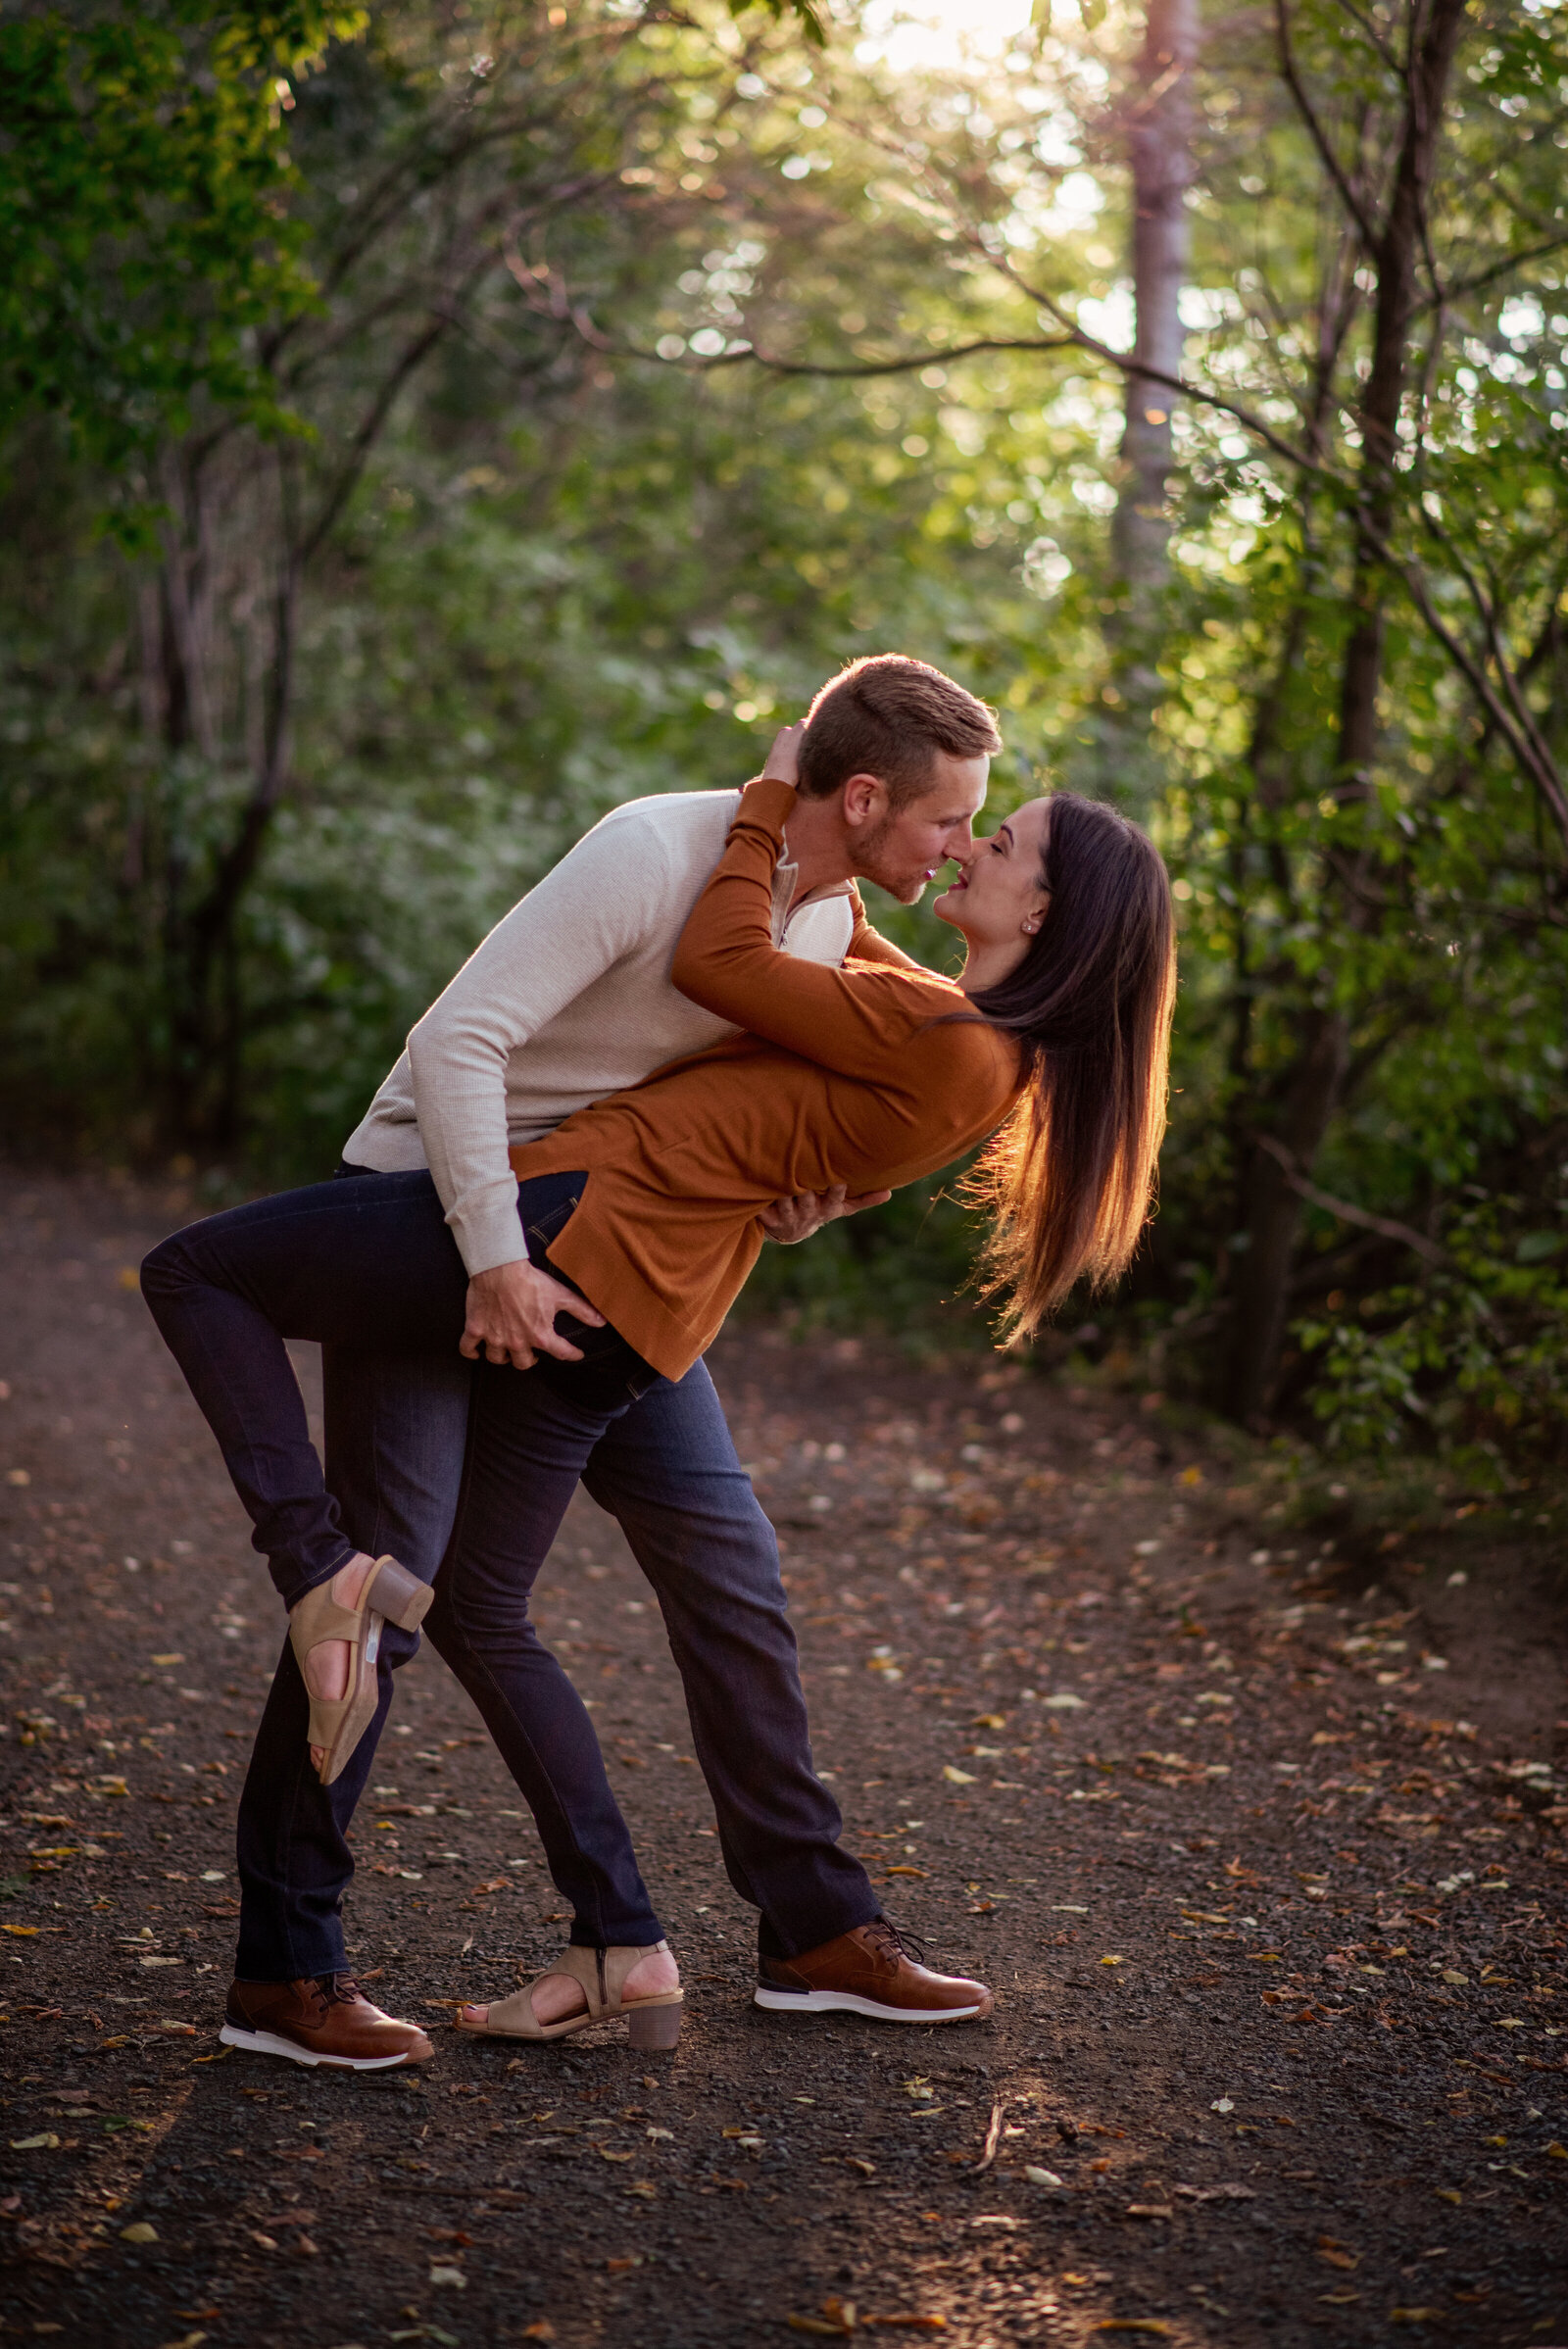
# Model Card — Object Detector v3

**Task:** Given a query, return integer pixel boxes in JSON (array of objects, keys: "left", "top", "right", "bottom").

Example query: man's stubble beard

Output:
[{"left": 855, "top": 811, "right": 931, "bottom": 907}]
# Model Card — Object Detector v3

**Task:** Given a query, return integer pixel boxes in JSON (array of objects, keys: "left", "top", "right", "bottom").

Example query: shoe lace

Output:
[
  {"left": 323, "top": 1972, "right": 363, "bottom": 2006},
  {"left": 864, "top": 1915, "right": 928, "bottom": 1969}
]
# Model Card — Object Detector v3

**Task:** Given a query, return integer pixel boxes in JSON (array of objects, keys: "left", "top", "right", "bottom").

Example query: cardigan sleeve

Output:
[{"left": 671, "top": 777, "right": 969, "bottom": 1082}]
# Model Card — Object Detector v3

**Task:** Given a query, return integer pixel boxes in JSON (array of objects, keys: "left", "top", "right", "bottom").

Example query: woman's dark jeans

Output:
[{"left": 141, "top": 1169, "right": 669, "bottom": 1948}]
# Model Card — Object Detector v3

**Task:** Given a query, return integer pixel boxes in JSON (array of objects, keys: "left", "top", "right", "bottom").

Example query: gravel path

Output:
[{"left": 2, "top": 1167, "right": 1565, "bottom": 2348}]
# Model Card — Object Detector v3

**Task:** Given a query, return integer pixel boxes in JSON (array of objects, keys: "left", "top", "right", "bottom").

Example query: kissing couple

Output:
[{"left": 143, "top": 653, "right": 1175, "bottom": 2068}]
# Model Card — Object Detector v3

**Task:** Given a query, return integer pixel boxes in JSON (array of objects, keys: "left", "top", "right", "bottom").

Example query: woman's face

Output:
[{"left": 933, "top": 798, "right": 1052, "bottom": 947}]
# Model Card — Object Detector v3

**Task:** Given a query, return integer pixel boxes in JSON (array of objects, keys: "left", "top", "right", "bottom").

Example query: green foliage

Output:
[
  {"left": 1299, "top": 1185, "right": 1568, "bottom": 1472},
  {"left": 2, "top": 0, "right": 1566, "bottom": 1458},
  {"left": 0, "top": 3, "right": 364, "bottom": 483}
]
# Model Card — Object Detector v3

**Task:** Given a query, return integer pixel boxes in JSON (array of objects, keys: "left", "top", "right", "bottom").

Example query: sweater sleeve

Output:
[
  {"left": 671, "top": 777, "right": 965, "bottom": 1081},
  {"left": 408, "top": 808, "right": 685, "bottom": 1274}
]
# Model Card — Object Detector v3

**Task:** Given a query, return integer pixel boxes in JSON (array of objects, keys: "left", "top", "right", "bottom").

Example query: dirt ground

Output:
[{"left": 2, "top": 1164, "right": 1566, "bottom": 2349}]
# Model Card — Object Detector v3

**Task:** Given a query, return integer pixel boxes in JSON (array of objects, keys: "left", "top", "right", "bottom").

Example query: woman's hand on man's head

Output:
[{"left": 760, "top": 721, "right": 806, "bottom": 787}]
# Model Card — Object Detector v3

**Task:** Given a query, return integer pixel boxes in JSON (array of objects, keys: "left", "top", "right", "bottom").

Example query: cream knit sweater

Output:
[{"left": 342, "top": 788, "right": 882, "bottom": 1275}]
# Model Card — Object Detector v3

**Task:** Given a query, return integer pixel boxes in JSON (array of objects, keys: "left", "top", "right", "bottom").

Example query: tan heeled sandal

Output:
[
  {"left": 454, "top": 1941, "right": 683, "bottom": 2049},
  {"left": 288, "top": 1555, "right": 432, "bottom": 1786}
]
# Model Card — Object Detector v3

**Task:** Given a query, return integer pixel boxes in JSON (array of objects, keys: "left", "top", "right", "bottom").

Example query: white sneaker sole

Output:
[
  {"left": 752, "top": 1986, "right": 986, "bottom": 2025},
  {"left": 219, "top": 2022, "right": 417, "bottom": 2070}
]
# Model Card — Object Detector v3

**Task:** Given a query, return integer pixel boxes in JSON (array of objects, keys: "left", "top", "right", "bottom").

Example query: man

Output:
[{"left": 222, "top": 655, "right": 1004, "bottom": 2071}]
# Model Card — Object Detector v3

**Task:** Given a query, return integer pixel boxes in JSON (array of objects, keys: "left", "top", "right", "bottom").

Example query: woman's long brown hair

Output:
[{"left": 962, "top": 791, "right": 1176, "bottom": 1340}]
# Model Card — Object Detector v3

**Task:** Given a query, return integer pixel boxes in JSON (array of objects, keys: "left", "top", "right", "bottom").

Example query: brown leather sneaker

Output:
[
  {"left": 754, "top": 1918, "right": 993, "bottom": 2025},
  {"left": 220, "top": 1974, "right": 432, "bottom": 2070}
]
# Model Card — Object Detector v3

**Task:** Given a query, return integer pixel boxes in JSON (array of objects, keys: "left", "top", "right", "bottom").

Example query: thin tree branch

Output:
[
  {"left": 296, "top": 318, "right": 450, "bottom": 567},
  {"left": 1417, "top": 506, "right": 1559, "bottom": 783},
  {"left": 723, "top": 332, "right": 1080, "bottom": 378},
  {"left": 1255, "top": 1135, "right": 1446, "bottom": 1262},
  {"left": 1333, "top": 0, "right": 1406, "bottom": 78},
  {"left": 1377, "top": 528, "right": 1568, "bottom": 849},
  {"left": 1413, "top": 231, "right": 1568, "bottom": 315},
  {"left": 1275, "top": 0, "right": 1381, "bottom": 252}
]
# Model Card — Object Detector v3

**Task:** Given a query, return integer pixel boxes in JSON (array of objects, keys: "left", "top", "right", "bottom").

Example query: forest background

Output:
[{"left": 2, "top": 0, "right": 1566, "bottom": 1486}]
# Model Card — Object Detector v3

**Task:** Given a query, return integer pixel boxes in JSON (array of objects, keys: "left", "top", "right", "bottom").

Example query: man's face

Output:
[{"left": 848, "top": 752, "right": 990, "bottom": 905}]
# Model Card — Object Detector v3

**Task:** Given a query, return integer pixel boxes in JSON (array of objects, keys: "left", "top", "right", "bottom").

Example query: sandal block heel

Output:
[
  {"left": 628, "top": 2000, "right": 682, "bottom": 2050},
  {"left": 289, "top": 1552, "right": 430, "bottom": 1786},
  {"left": 364, "top": 1554, "right": 432, "bottom": 1633}
]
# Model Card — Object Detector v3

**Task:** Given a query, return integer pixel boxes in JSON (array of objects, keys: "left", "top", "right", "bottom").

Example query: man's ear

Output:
[{"left": 840, "top": 771, "right": 890, "bottom": 830}]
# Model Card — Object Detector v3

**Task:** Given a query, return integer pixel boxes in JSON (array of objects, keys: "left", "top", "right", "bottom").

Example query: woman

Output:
[{"left": 143, "top": 761, "right": 1174, "bottom": 2045}]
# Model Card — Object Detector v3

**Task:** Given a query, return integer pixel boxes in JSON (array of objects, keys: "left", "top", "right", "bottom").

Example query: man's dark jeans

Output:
[{"left": 141, "top": 1168, "right": 878, "bottom": 1977}]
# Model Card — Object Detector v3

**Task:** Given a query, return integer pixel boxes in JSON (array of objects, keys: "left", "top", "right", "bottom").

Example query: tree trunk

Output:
[
  {"left": 1224, "top": 0, "right": 1469, "bottom": 1419},
  {"left": 1104, "top": 0, "right": 1200, "bottom": 803}
]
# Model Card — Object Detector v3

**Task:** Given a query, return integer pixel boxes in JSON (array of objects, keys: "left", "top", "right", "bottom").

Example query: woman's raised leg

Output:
[{"left": 140, "top": 1168, "right": 470, "bottom": 1605}]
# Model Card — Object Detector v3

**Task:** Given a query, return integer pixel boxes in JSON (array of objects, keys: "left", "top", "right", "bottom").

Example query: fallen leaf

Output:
[
  {"left": 2, "top": 1925, "right": 40, "bottom": 1938},
  {"left": 1209, "top": 2097, "right": 1234, "bottom": 2114},
  {"left": 1435, "top": 2187, "right": 1462, "bottom": 2205},
  {"left": 1174, "top": 2182, "right": 1254, "bottom": 2203},
  {"left": 1126, "top": 2203, "right": 1173, "bottom": 2220},
  {"left": 1546, "top": 2142, "right": 1567, "bottom": 2160},
  {"left": 251, "top": 2232, "right": 278, "bottom": 2251},
  {"left": 149, "top": 1654, "right": 184, "bottom": 1667},
  {"left": 429, "top": 2265, "right": 467, "bottom": 2288},
  {"left": 10, "top": 2133, "right": 59, "bottom": 2151},
  {"left": 120, "top": 2222, "right": 159, "bottom": 2243},
  {"left": 1044, "top": 1692, "right": 1087, "bottom": 1710},
  {"left": 786, "top": 2323, "right": 851, "bottom": 2339},
  {"left": 596, "top": 2148, "right": 635, "bottom": 2163},
  {"left": 1024, "top": 2166, "right": 1065, "bottom": 2187},
  {"left": 1101, "top": 1954, "right": 1125, "bottom": 1967},
  {"left": 941, "top": 1766, "right": 976, "bottom": 1786},
  {"left": 519, "top": 2327, "right": 555, "bottom": 2344},
  {"left": 862, "top": 2320, "right": 947, "bottom": 2333},
  {"left": 158, "top": 2334, "right": 207, "bottom": 2349}
]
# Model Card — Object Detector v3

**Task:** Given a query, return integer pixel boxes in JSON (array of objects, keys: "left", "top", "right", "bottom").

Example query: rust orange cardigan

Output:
[{"left": 510, "top": 777, "right": 1023, "bottom": 1379}]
